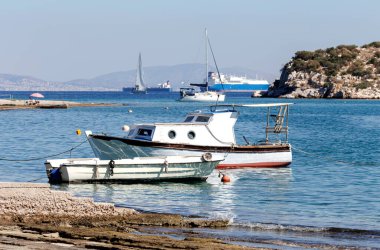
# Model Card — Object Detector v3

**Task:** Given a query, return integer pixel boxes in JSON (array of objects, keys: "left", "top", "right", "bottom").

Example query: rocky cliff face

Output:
[{"left": 267, "top": 42, "right": 380, "bottom": 99}]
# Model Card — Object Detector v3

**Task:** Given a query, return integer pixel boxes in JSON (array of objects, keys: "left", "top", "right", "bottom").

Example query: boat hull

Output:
[
  {"left": 45, "top": 155, "right": 222, "bottom": 183},
  {"left": 178, "top": 92, "right": 225, "bottom": 102},
  {"left": 87, "top": 135, "right": 292, "bottom": 169},
  {"left": 205, "top": 83, "right": 269, "bottom": 92}
]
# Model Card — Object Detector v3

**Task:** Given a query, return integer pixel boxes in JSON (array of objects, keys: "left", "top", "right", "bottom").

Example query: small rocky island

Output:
[{"left": 267, "top": 41, "right": 380, "bottom": 99}]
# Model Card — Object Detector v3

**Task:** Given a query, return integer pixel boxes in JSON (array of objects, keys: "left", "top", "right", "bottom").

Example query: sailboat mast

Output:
[
  {"left": 205, "top": 28, "right": 208, "bottom": 91},
  {"left": 138, "top": 53, "right": 143, "bottom": 87}
]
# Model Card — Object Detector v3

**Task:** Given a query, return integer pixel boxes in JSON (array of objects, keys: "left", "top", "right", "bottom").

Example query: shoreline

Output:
[
  {"left": 0, "top": 182, "right": 252, "bottom": 249},
  {"left": 0, "top": 99, "right": 122, "bottom": 110}
]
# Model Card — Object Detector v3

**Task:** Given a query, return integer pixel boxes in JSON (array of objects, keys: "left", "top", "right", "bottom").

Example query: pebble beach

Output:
[{"left": 0, "top": 182, "right": 246, "bottom": 249}]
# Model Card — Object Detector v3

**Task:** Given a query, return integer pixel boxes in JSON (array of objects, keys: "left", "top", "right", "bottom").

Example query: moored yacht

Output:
[
  {"left": 178, "top": 28, "right": 226, "bottom": 102},
  {"left": 86, "top": 103, "right": 292, "bottom": 169},
  {"left": 179, "top": 87, "right": 225, "bottom": 102}
]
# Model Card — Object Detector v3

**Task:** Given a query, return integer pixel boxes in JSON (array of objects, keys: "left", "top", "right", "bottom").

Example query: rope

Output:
[
  {"left": 292, "top": 145, "right": 377, "bottom": 167},
  {"left": 26, "top": 177, "right": 46, "bottom": 182},
  {"left": 205, "top": 125, "right": 234, "bottom": 146},
  {"left": 0, "top": 139, "right": 88, "bottom": 162}
]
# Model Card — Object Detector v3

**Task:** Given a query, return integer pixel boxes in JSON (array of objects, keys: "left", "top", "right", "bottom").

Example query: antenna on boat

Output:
[
  {"left": 205, "top": 28, "right": 209, "bottom": 92},
  {"left": 207, "top": 33, "right": 224, "bottom": 93}
]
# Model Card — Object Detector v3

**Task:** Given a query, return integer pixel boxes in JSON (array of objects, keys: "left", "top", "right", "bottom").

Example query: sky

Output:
[{"left": 0, "top": 0, "right": 379, "bottom": 82}]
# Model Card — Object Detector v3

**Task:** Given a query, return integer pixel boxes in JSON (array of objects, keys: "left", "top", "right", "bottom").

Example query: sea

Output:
[{"left": 1, "top": 91, "right": 379, "bottom": 249}]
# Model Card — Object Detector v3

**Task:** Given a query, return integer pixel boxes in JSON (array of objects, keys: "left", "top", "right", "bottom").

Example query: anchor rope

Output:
[{"left": 0, "top": 139, "right": 88, "bottom": 162}]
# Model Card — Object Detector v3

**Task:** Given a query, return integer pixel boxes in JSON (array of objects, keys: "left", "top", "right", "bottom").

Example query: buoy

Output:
[
  {"left": 76, "top": 129, "right": 81, "bottom": 135},
  {"left": 122, "top": 125, "right": 130, "bottom": 132},
  {"left": 221, "top": 174, "right": 231, "bottom": 183},
  {"left": 128, "top": 109, "right": 133, "bottom": 113},
  {"left": 164, "top": 107, "right": 169, "bottom": 110}
]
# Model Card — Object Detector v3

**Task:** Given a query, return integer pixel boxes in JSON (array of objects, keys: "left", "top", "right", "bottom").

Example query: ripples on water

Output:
[{"left": 1, "top": 91, "right": 380, "bottom": 248}]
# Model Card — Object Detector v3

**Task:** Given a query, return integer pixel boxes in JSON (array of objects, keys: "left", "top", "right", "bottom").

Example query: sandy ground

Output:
[
  {"left": 0, "top": 99, "right": 120, "bottom": 110},
  {"left": 0, "top": 182, "right": 257, "bottom": 249}
]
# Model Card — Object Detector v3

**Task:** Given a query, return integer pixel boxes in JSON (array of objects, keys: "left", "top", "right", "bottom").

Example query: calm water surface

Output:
[{"left": 1, "top": 91, "right": 379, "bottom": 248}]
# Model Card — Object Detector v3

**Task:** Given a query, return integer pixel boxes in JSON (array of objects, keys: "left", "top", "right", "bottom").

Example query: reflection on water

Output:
[{"left": 53, "top": 168, "right": 293, "bottom": 223}]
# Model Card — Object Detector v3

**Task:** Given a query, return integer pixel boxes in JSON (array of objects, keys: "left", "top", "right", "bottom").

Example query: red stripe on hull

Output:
[{"left": 216, "top": 162, "right": 291, "bottom": 169}]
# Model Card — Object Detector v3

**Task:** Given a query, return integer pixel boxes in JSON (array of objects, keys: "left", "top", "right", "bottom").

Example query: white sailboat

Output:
[
  {"left": 179, "top": 29, "right": 225, "bottom": 102},
  {"left": 132, "top": 53, "right": 147, "bottom": 94}
]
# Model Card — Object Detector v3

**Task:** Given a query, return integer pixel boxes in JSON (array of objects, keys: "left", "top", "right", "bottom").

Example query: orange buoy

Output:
[{"left": 221, "top": 174, "right": 231, "bottom": 183}]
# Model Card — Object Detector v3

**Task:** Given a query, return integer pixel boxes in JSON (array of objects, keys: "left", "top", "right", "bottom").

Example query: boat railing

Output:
[
  {"left": 265, "top": 104, "right": 290, "bottom": 143},
  {"left": 209, "top": 103, "right": 292, "bottom": 144}
]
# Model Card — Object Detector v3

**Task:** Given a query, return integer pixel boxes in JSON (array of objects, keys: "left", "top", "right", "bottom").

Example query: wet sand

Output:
[
  {"left": 0, "top": 182, "right": 257, "bottom": 249},
  {"left": 0, "top": 99, "right": 121, "bottom": 110}
]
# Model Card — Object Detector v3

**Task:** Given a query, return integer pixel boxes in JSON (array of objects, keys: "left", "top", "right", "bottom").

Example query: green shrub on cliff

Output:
[
  {"left": 290, "top": 45, "right": 359, "bottom": 76},
  {"left": 362, "top": 41, "right": 380, "bottom": 48},
  {"left": 294, "top": 51, "right": 315, "bottom": 61},
  {"left": 355, "top": 81, "right": 372, "bottom": 90},
  {"left": 346, "top": 61, "right": 371, "bottom": 77},
  {"left": 366, "top": 57, "right": 380, "bottom": 74}
]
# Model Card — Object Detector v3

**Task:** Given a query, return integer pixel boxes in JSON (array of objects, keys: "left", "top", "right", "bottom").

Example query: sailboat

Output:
[
  {"left": 179, "top": 29, "right": 225, "bottom": 102},
  {"left": 132, "top": 53, "right": 147, "bottom": 94}
]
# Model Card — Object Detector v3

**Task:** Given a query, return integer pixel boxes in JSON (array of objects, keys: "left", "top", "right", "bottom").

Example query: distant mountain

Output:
[
  {"left": 0, "top": 64, "right": 275, "bottom": 91},
  {"left": 66, "top": 63, "right": 276, "bottom": 91},
  {"left": 0, "top": 73, "right": 110, "bottom": 91}
]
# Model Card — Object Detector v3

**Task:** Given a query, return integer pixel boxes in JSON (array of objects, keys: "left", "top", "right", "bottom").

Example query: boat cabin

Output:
[
  {"left": 179, "top": 88, "right": 196, "bottom": 97},
  {"left": 125, "top": 110, "right": 238, "bottom": 147},
  {"left": 124, "top": 103, "right": 292, "bottom": 147}
]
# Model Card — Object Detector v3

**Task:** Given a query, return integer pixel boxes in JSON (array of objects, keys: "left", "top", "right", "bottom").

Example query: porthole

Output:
[
  {"left": 168, "top": 130, "right": 176, "bottom": 139},
  {"left": 187, "top": 131, "right": 196, "bottom": 139}
]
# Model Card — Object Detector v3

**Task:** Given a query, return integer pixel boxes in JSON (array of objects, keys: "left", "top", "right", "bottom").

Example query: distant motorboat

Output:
[
  {"left": 131, "top": 53, "right": 147, "bottom": 94},
  {"left": 178, "top": 87, "right": 225, "bottom": 102},
  {"left": 45, "top": 154, "right": 223, "bottom": 183},
  {"left": 148, "top": 80, "right": 172, "bottom": 92}
]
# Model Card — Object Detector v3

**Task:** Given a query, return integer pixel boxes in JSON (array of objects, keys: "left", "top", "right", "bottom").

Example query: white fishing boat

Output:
[
  {"left": 45, "top": 154, "right": 223, "bottom": 183},
  {"left": 131, "top": 53, "right": 147, "bottom": 94},
  {"left": 178, "top": 29, "right": 226, "bottom": 102},
  {"left": 86, "top": 103, "right": 293, "bottom": 169}
]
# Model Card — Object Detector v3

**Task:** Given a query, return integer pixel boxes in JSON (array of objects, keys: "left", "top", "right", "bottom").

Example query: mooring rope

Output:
[
  {"left": 0, "top": 139, "right": 88, "bottom": 162},
  {"left": 26, "top": 177, "right": 46, "bottom": 182},
  {"left": 292, "top": 145, "right": 376, "bottom": 167}
]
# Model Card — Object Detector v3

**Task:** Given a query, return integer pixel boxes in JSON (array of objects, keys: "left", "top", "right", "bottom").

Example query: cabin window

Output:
[
  {"left": 137, "top": 129, "right": 152, "bottom": 137},
  {"left": 187, "top": 131, "right": 196, "bottom": 139},
  {"left": 195, "top": 116, "right": 210, "bottom": 123},
  {"left": 168, "top": 130, "right": 176, "bottom": 139},
  {"left": 127, "top": 129, "right": 135, "bottom": 137},
  {"left": 184, "top": 116, "right": 194, "bottom": 122}
]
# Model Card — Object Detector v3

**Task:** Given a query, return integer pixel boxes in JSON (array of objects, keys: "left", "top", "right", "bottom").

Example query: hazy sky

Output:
[{"left": 0, "top": 0, "right": 379, "bottom": 81}]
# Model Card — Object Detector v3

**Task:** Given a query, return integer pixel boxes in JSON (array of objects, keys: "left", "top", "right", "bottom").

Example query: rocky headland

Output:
[{"left": 267, "top": 41, "right": 380, "bottom": 99}]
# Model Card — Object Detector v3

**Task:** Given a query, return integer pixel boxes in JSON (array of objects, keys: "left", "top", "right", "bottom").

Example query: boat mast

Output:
[
  {"left": 205, "top": 28, "right": 208, "bottom": 91},
  {"left": 135, "top": 53, "right": 146, "bottom": 91},
  {"left": 207, "top": 31, "right": 225, "bottom": 92}
]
